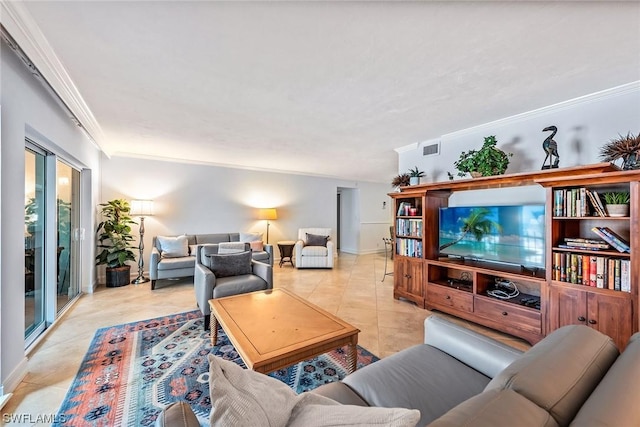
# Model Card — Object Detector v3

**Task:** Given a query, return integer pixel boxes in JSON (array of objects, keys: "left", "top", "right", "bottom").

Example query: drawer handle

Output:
[
  {"left": 588, "top": 319, "right": 597, "bottom": 325},
  {"left": 445, "top": 295, "right": 451, "bottom": 300},
  {"left": 502, "top": 311, "right": 508, "bottom": 316},
  {"left": 577, "top": 316, "right": 586, "bottom": 322},
  {"left": 405, "top": 274, "right": 412, "bottom": 279}
]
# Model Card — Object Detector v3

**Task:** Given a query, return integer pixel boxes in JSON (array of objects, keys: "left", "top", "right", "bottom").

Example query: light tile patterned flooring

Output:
[{"left": 2, "top": 252, "right": 530, "bottom": 424}]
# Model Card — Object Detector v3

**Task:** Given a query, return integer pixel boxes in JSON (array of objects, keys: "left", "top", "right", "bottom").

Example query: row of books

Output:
[
  {"left": 557, "top": 237, "right": 611, "bottom": 251},
  {"left": 395, "top": 238, "right": 423, "bottom": 258},
  {"left": 553, "top": 188, "right": 609, "bottom": 217},
  {"left": 552, "top": 251, "right": 631, "bottom": 292},
  {"left": 396, "top": 218, "right": 423, "bottom": 238}
]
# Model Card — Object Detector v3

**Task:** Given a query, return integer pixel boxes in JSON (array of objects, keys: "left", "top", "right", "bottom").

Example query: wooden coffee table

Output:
[{"left": 208, "top": 288, "right": 360, "bottom": 374}]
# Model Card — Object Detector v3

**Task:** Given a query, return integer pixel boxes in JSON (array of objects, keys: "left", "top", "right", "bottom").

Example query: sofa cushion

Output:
[
  {"left": 218, "top": 242, "right": 247, "bottom": 254},
  {"left": 207, "top": 354, "right": 420, "bottom": 427},
  {"left": 249, "top": 241, "right": 264, "bottom": 252},
  {"left": 156, "top": 256, "right": 195, "bottom": 270},
  {"left": 212, "top": 275, "right": 268, "bottom": 299},
  {"left": 305, "top": 233, "right": 329, "bottom": 247},
  {"left": 196, "top": 234, "right": 231, "bottom": 245},
  {"left": 157, "top": 235, "right": 189, "bottom": 257},
  {"left": 240, "top": 232, "right": 263, "bottom": 242},
  {"left": 428, "top": 389, "right": 559, "bottom": 427},
  {"left": 342, "top": 344, "right": 491, "bottom": 426},
  {"left": 206, "top": 251, "right": 252, "bottom": 278},
  {"left": 485, "top": 325, "right": 619, "bottom": 427},
  {"left": 569, "top": 332, "right": 640, "bottom": 426},
  {"left": 301, "top": 246, "right": 328, "bottom": 257}
]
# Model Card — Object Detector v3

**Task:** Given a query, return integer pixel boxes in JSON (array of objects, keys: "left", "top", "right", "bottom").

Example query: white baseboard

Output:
[
  {"left": 0, "top": 392, "right": 13, "bottom": 411},
  {"left": 2, "top": 356, "right": 28, "bottom": 395}
]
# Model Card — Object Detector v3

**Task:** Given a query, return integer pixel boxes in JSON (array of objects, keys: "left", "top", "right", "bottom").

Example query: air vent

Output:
[{"left": 422, "top": 142, "right": 440, "bottom": 157}]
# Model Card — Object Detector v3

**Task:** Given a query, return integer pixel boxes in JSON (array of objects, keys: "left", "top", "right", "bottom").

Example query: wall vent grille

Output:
[{"left": 423, "top": 142, "right": 440, "bottom": 156}]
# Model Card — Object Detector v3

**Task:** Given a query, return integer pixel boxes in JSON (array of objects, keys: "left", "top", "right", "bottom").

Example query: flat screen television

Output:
[{"left": 439, "top": 204, "right": 546, "bottom": 270}]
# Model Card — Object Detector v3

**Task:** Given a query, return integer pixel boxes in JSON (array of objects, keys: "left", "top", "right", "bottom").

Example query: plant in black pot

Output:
[
  {"left": 454, "top": 135, "right": 513, "bottom": 178},
  {"left": 96, "top": 199, "right": 137, "bottom": 287}
]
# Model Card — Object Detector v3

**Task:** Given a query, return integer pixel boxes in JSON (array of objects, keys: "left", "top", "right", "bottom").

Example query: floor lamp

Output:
[
  {"left": 257, "top": 208, "right": 277, "bottom": 244},
  {"left": 130, "top": 200, "right": 154, "bottom": 284}
]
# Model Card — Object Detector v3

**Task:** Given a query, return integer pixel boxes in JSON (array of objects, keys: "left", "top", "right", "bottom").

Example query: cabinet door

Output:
[
  {"left": 548, "top": 285, "right": 588, "bottom": 330},
  {"left": 587, "top": 293, "right": 632, "bottom": 350},
  {"left": 394, "top": 258, "right": 424, "bottom": 306}
]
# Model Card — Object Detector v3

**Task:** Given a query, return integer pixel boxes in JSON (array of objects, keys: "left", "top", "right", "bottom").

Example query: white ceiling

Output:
[{"left": 11, "top": 1, "right": 640, "bottom": 183}]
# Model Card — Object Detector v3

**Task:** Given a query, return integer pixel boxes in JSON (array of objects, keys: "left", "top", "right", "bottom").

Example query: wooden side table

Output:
[{"left": 277, "top": 240, "right": 295, "bottom": 267}]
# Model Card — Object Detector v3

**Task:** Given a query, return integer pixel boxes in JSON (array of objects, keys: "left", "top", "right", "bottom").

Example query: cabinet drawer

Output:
[
  {"left": 474, "top": 297, "right": 541, "bottom": 334},
  {"left": 426, "top": 284, "right": 473, "bottom": 313}
]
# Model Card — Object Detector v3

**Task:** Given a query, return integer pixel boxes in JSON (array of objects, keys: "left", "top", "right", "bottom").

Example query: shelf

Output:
[
  {"left": 396, "top": 235, "right": 422, "bottom": 239},
  {"left": 553, "top": 247, "right": 631, "bottom": 258},
  {"left": 477, "top": 292, "right": 541, "bottom": 311},
  {"left": 550, "top": 280, "right": 633, "bottom": 297},
  {"left": 429, "top": 257, "right": 546, "bottom": 280},
  {"left": 553, "top": 216, "right": 630, "bottom": 220},
  {"left": 430, "top": 279, "right": 472, "bottom": 293}
]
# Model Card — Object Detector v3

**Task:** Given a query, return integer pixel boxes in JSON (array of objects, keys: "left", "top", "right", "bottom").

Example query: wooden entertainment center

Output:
[{"left": 390, "top": 163, "right": 639, "bottom": 349}]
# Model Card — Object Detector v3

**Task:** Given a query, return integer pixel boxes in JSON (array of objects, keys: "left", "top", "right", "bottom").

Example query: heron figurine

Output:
[{"left": 542, "top": 126, "right": 560, "bottom": 169}]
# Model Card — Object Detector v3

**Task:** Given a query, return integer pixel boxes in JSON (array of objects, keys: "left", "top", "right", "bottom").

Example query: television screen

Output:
[{"left": 439, "top": 205, "right": 545, "bottom": 269}]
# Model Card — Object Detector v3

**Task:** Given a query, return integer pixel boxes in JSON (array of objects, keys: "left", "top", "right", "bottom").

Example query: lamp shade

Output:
[
  {"left": 257, "top": 208, "right": 277, "bottom": 220},
  {"left": 130, "top": 200, "right": 154, "bottom": 216}
]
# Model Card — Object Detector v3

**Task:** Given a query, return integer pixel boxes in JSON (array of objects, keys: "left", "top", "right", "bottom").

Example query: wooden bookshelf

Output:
[{"left": 389, "top": 164, "right": 639, "bottom": 349}]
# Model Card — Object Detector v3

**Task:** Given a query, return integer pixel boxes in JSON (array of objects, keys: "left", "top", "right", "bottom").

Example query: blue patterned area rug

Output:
[{"left": 55, "top": 310, "right": 378, "bottom": 426}]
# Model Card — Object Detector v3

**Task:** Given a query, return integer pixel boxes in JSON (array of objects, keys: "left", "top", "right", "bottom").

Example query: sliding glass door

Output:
[
  {"left": 25, "top": 148, "right": 46, "bottom": 343},
  {"left": 56, "top": 160, "right": 81, "bottom": 313},
  {"left": 25, "top": 145, "right": 84, "bottom": 346}
]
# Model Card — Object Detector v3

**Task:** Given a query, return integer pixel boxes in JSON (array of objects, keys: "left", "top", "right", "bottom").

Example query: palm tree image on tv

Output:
[
  {"left": 439, "top": 205, "right": 546, "bottom": 269},
  {"left": 439, "top": 207, "right": 502, "bottom": 252}
]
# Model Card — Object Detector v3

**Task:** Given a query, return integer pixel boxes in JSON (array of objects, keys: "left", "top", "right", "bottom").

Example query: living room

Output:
[{"left": 2, "top": 1, "right": 640, "bottom": 424}]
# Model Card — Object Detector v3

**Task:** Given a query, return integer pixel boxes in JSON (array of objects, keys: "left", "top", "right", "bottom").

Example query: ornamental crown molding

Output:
[{"left": 0, "top": 0, "right": 107, "bottom": 153}]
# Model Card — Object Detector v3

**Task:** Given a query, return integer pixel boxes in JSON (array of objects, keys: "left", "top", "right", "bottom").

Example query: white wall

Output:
[
  {"left": 100, "top": 156, "right": 391, "bottom": 271},
  {"left": 398, "top": 83, "right": 640, "bottom": 206},
  {"left": 0, "top": 42, "right": 101, "bottom": 394}
]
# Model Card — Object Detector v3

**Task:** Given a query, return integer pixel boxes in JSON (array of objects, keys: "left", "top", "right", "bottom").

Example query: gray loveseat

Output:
[
  {"left": 157, "top": 314, "right": 640, "bottom": 426},
  {"left": 149, "top": 233, "right": 273, "bottom": 290}
]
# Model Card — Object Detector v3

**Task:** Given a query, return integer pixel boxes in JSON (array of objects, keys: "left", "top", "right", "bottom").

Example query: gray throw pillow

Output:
[
  {"left": 306, "top": 233, "right": 329, "bottom": 247},
  {"left": 206, "top": 251, "right": 252, "bottom": 277},
  {"left": 157, "top": 235, "right": 189, "bottom": 258}
]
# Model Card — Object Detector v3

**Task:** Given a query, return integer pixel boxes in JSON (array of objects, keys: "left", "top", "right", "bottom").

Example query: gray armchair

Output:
[{"left": 194, "top": 243, "right": 273, "bottom": 329}]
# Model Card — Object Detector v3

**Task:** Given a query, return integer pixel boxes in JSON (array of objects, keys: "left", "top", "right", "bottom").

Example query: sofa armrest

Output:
[
  {"left": 194, "top": 263, "right": 217, "bottom": 315},
  {"left": 294, "top": 240, "right": 304, "bottom": 265},
  {"left": 251, "top": 260, "right": 273, "bottom": 289},
  {"left": 264, "top": 244, "right": 274, "bottom": 266},
  {"left": 424, "top": 315, "right": 524, "bottom": 379},
  {"left": 155, "top": 402, "right": 199, "bottom": 427},
  {"left": 311, "top": 382, "right": 369, "bottom": 407},
  {"left": 149, "top": 247, "right": 161, "bottom": 280}
]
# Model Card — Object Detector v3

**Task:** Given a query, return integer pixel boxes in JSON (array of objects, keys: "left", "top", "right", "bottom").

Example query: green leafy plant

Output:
[
  {"left": 602, "top": 191, "right": 630, "bottom": 205},
  {"left": 391, "top": 173, "right": 411, "bottom": 187},
  {"left": 408, "top": 166, "right": 425, "bottom": 178},
  {"left": 454, "top": 135, "right": 513, "bottom": 177},
  {"left": 95, "top": 199, "right": 137, "bottom": 268}
]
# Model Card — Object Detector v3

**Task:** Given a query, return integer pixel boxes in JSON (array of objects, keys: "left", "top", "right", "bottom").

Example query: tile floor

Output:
[{"left": 1, "top": 252, "right": 530, "bottom": 424}]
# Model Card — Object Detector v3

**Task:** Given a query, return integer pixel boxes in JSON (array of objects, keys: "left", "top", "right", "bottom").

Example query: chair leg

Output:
[
  {"left": 204, "top": 314, "right": 210, "bottom": 331},
  {"left": 151, "top": 280, "right": 156, "bottom": 290}
]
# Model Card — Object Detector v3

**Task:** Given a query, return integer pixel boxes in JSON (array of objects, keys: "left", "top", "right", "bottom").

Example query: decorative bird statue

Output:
[{"left": 542, "top": 126, "right": 560, "bottom": 169}]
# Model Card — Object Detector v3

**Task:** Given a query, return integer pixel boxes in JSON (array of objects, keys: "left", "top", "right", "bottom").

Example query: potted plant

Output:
[
  {"left": 408, "top": 166, "right": 425, "bottom": 185},
  {"left": 95, "top": 199, "right": 137, "bottom": 287},
  {"left": 599, "top": 132, "right": 640, "bottom": 170},
  {"left": 602, "top": 191, "right": 630, "bottom": 217},
  {"left": 391, "top": 173, "right": 411, "bottom": 190},
  {"left": 454, "top": 135, "right": 513, "bottom": 178}
]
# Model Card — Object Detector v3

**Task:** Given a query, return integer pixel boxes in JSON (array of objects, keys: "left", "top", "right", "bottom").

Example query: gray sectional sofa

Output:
[
  {"left": 149, "top": 233, "right": 273, "bottom": 290},
  {"left": 157, "top": 314, "right": 640, "bottom": 426}
]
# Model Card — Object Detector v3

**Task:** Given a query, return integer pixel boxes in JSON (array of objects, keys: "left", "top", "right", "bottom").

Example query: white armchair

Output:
[{"left": 294, "top": 228, "right": 334, "bottom": 268}]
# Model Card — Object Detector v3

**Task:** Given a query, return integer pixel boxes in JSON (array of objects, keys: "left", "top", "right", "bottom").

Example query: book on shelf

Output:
[
  {"left": 590, "top": 191, "right": 608, "bottom": 216},
  {"left": 397, "top": 202, "right": 411, "bottom": 216},
  {"left": 591, "top": 227, "right": 630, "bottom": 253},
  {"left": 621, "top": 259, "right": 631, "bottom": 292}
]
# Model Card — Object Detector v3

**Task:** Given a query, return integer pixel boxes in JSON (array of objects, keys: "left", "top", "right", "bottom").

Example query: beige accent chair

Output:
[{"left": 294, "top": 228, "right": 334, "bottom": 268}]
